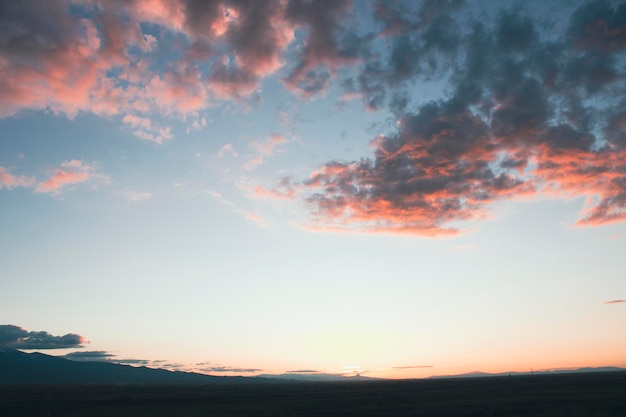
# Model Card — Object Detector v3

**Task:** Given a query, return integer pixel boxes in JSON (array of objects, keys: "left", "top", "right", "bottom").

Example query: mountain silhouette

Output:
[
  {"left": 429, "top": 367, "right": 626, "bottom": 379},
  {"left": 0, "top": 347, "right": 242, "bottom": 385},
  {"left": 257, "top": 372, "right": 380, "bottom": 382}
]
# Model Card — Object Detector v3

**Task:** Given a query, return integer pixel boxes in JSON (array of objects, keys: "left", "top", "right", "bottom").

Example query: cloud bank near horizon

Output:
[
  {"left": 0, "top": 325, "right": 87, "bottom": 350},
  {"left": 2, "top": 0, "right": 626, "bottom": 235}
]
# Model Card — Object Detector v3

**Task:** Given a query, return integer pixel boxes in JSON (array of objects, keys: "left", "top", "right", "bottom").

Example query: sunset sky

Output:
[{"left": 1, "top": 0, "right": 625, "bottom": 379}]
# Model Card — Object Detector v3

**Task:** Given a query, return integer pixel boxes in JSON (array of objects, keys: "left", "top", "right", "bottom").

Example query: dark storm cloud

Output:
[
  {"left": 296, "top": 0, "right": 626, "bottom": 235},
  {"left": 0, "top": 325, "right": 87, "bottom": 349}
]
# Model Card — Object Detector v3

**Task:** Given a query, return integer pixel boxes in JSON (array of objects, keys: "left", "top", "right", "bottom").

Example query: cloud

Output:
[
  {"left": 199, "top": 366, "right": 263, "bottom": 373},
  {"left": 126, "top": 191, "right": 153, "bottom": 203},
  {"left": 250, "top": 133, "right": 287, "bottom": 156},
  {"left": 62, "top": 351, "right": 115, "bottom": 361},
  {"left": 290, "top": 1, "right": 626, "bottom": 235},
  {"left": 392, "top": 365, "right": 434, "bottom": 369},
  {"left": 0, "top": 0, "right": 362, "bottom": 134},
  {"left": 3, "top": 1, "right": 626, "bottom": 234},
  {"left": 0, "top": 324, "right": 87, "bottom": 349},
  {"left": 0, "top": 0, "right": 292, "bottom": 137},
  {"left": 122, "top": 114, "right": 172, "bottom": 143},
  {"left": 242, "top": 155, "right": 264, "bottom": 171},
  {"left": 0, "top": 1, "right": 108, "bottom": 118},
  {"left": 300, "top": 99, "right": 533, "bottom": 236},
  {"left": 217, "top": 143, "right": 239, "bottom": 159},
  {"left": 603, "top": 299, "right": 626, "bottom": 304},
  {"left": 35, "top": 160, "right": 109, "bottom": 194},
  {"left": 0, "top": 167, "right": 35, "bottom": 189},
  {"left": 201, "top": 189, "right": 267, "bottom": 227},
  {"left": 255, "top": 184, "right": 294, "bottom": 200},
  {"left": 62, "top": 350, "right": 151, "bottom": 366},
  {"left": 283, "top": 0, "right": 361, "bottom": 96},
  {"left": 287, "top": 369, "right": 320, "bottom": 373},
  {"left": 243, "top": 133, "right": 289, "bottom": 171}
]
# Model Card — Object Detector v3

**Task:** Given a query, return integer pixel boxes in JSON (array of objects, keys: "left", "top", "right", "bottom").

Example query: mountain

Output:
[
  {"left": 0, "top": 347, "right": 240, "bottom": 385},
  {"left": 257, "top": 373, "right": 380, "bottom": 382},
  {"left": 429, "top": 367, "right": 626, "bottom": 379}
]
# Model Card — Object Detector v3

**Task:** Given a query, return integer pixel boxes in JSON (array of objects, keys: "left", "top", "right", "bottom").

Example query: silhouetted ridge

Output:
[{"left": 0, "top": 349, "right": 239, "bottom": 385}]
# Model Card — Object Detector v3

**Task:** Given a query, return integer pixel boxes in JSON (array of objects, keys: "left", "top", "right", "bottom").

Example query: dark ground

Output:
[{"left": 1, "top": 371, "right": 625, "bottom": 417}]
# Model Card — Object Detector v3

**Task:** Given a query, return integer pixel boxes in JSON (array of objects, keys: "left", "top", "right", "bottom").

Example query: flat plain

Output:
[{"left": 1, "top": 371, "right": 625, "bottom": 417}]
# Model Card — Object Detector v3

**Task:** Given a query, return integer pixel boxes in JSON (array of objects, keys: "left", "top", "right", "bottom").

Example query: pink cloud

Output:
[
  {"left": 0, "top": 0, "right": 366, "bottom": 140},
  {"left": 122, "top": 114, "right": 152, "bottom": 131},
  {"left": 245, "top": 211, "right": 267, "bottom": 227},
  {"left": 603, "top": 300, "right": 626, "bottom": 305},
  {"left": 241, "top": 134, "right": 290, "bottom": 171},
  {"left": 242, "top": 155, "right": 264, "bottom": 171},
  {"left": 254, "top": 185, "right": 294, "bottom": 200},
  {"left": 146, "top": 69, "right": 209, "bottom": 115},
  {"left": 0, "top": 167, "right": 35, "bottom": 190},
  {"left": 250, "top": 134, "right": 287, "bottom": 156},
  {"left": 217, "top": 143, "right": 238, "bottom": 159},
  {"left": 35, "top": 160, "right": 109, "bottom": 194},
  {"left": 122, "top": 114, "right": 172, "bottom": 143}
]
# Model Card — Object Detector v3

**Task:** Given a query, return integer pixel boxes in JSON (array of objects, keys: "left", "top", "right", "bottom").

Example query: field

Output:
[{"left": 1, "top": 371, "right": 625, "bottom": 416}]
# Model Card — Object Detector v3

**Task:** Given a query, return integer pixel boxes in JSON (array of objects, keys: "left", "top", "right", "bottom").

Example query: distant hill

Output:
[
  {"left": 3, "top": 346, "right": 622, "bottom": 385},
  {"left": 257, "top": 373, "right": 380, "bottom": 382},
  {"left": 429, "top": 367, "right": 626, "bottom": 379},
  {"left": 0, "top": 347, "right": 248, "bottom": 385}
]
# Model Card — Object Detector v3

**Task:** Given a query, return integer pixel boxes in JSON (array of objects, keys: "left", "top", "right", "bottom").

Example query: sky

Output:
[{"left": 1, "top": 0, "right": 625, "bottom": 379}]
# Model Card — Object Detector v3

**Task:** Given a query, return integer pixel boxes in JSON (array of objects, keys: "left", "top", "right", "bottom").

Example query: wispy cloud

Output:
[
  {"left": 242, "top": 155, "right": 264, "bottom": 171},
  {"left": 35, "top": 160, "right": 109, "bottom": 194},
  {"left": 287, "top": 369, "right": 320, "bottom": 373},
  {"left": 250, "top": 134, "right": 288, "bottom": 156},
  {"left": 243, "top": 134, "right": 289, "bottom": 171},
  {"left": 201, "top": 189, "right": 267, "bottom": 227},
  {"left": 126, "top": 191, "right": 153, "bottom": 203},
  {"left": 0, "top": 166, "right": 35, "bottom": 189},
  {"left": 603, "top": 299, "right": 626, "bottom": 304},
  {"left": 217, "top": 143, "right": 239, "bottom": 159},
  {"left": 392, "top": 365, "right": 434, "bottom": 369},
  {"left": 198, "top": 366, "right": 263, "bottom": 373},
  {"left": 122, "top": 114, "right": 172, "bottom": 143},
  {"left": 254, "top": 184, "right": 295, "bottom": 200}
]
